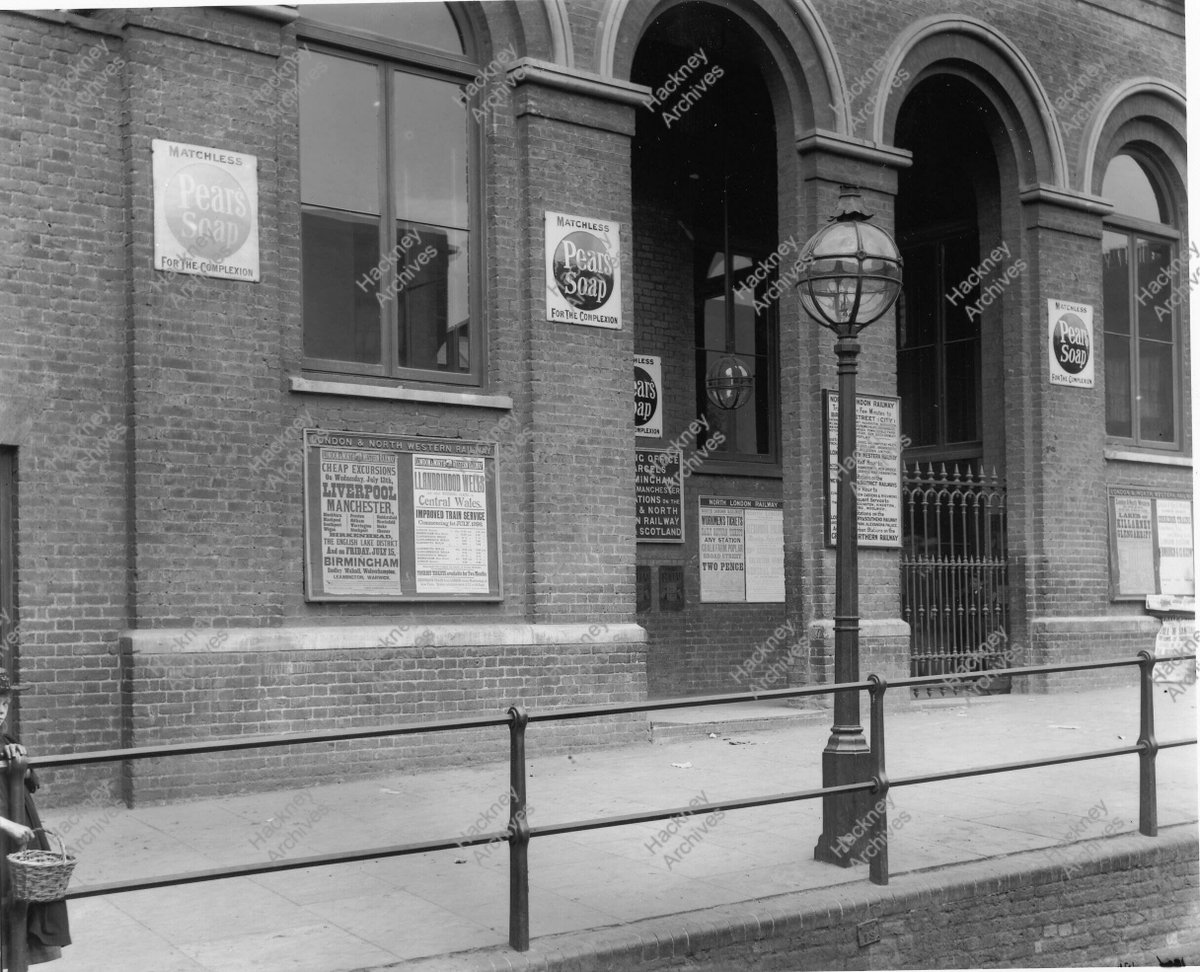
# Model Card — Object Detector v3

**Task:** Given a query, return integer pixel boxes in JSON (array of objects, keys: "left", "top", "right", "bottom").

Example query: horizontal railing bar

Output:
[
  {"left": 892, "top": 658, "right": 1150, "bottom": 690},
  {"left": 21, "top": 713, "right": 513, "bottom": 769},
  {"left": 890, "top": 745, "right": 1149, "bottom": 788},
  {"left": 62, "top": 783, "right": 879, "bottom": 899},
  {"left": 529, "top": 781, "right": 875, "bottom": 839},
  {"left": 14, "top": 655, "right": 1191, "bottom": 771},
  {"left": 63, "top": 829, "right": 511, "bottom": 899},
  {"left": 527, "top": 655, "right": 1191, "bottom": 723},
  {"left": 1160, "top": 738, "right": 1198, "bottom": 750},
  {"left": 525, "top": 683, "right": 872, "bottom": 723}
]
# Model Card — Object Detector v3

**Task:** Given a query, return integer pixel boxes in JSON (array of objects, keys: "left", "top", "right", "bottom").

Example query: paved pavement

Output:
[{"left": 29, "top": 681, "right": 1200, "bottom": 971}]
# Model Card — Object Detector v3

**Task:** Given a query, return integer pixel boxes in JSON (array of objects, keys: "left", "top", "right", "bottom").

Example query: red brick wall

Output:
[
  {"left": 119, "top": 625, "right": 648, "bottom": 804},
  {"left": 0, "top": 12, "right": 129, "bottom": 801}
]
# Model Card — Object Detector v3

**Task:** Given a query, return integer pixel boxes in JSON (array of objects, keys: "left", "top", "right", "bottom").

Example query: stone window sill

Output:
[{"left": 290, "top": 376, "right": 512, "bottom": 410}]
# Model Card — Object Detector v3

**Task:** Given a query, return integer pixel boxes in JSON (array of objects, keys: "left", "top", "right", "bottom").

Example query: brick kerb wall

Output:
[{"left": 401, "top": 824, "right": 1200, "bottom": 971}]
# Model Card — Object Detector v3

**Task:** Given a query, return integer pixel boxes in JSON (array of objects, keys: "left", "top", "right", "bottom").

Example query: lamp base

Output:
[{"left": 813, "top": 748, "right": 879, "bottom": 867}]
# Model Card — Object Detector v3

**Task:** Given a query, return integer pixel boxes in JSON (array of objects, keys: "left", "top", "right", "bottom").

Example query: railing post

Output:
[
  {"left": 867, "top": 675, "right": 889, "bottom": 885},
  {"left": 1136, "top": 650, "right": 1158, "bottom": 837},
  {"left": 506, "top": 705, "right": 530, "bottom": 951},
  {"left": 4, "top": 753, "right": 28, "bottom": 972}
]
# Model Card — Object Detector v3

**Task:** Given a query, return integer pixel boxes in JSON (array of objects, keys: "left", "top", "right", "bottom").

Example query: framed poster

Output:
[
  {"left": 303, "top": 430, "right": 501, "bottom": 601},
  {"left": 636, "top": 448, "right": 683, "bottom": 542},
  {"left": 699, "top": 496, "right": 784, "bottom": 603},
  {"left": 1047, "top": 299, "right": 1094, "bottom": 388},
  {"left": 1107, "top": 487, "right": 1194, "bottom": 599},
  {"left": 544, "top": 211, "right": 622, "bottom": 328},
  {"left": 823, "top": 392, "right": 902, "bottom": 548},
  {"left": 152, "top": 139, "right": 259, "bottom": 281}
]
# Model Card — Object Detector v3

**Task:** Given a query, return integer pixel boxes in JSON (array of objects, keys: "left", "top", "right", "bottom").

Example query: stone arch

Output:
[
  {"left": 871, "top": 15, "right": 1067, "bottom": 189},
  {"left": 600, "top": 0, "right": 848, "bottom": 135},
  {"left": 472, "top": 0, "right": 572, "bottom": 66},
  {"left": 1082, "top": 79, "right": 1186, "bottom": 210}
]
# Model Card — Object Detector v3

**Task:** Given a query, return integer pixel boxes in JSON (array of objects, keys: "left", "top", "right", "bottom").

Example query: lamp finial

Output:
[{"left": 831, "top": 185, "right": 872, "bottom": 222}]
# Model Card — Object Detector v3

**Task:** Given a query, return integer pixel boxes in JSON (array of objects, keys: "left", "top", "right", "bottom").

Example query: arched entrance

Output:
[
  {"left": 893, "top": 75, "right": 1012, "bottom": 689},
  {"left": 629, "top": 3, "right": 784, "bottom": 697}
]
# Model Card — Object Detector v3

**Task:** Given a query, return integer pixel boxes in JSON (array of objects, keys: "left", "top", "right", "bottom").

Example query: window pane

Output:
[
  {"left": 700, "top": 240, "right": 772, "bottom": 460},
  {"left": 1136, "top": 238, "right": 1174, "bottom": 342},
  {"left": 1105, "top": 330, "right": 1132, "bottom": 438},
  {"left": 942, "top": 235, "right": 981, "bottom": 338},
  {"left": 944, "top": 339, "right": 980, "bottom": 443},
  {"left": 898, "top": 244, "right": 936, "bottom": 348},
  {"left": 898, "top": 346, "right": 938, "bottom": 447},
  {"left": 302, "top": 209, "right": 382, "bottom": 364},
  {"left": 1102, "top": 231, "right": 1130, "bottom": 336},
  {"left": 704, "top": 295, "right": 726, "bottom": 349},
  {"left": 299, "top": 4, "right": 463, "bottom": 54},
  {"left": 299, "top": 51, "right": 380, "bottom": 215},
  {"left": 733, "top": 288, "right": 757, "bottom": 355},
  {"left": 393, "top": 72, "right": 469, "bottom": 231},
  {"left": 1139, "top": 339, "right": 1174, "bottom": 443},
  {"left": 394, "top": 223, "right": 470, "bottom": 373},
  {"left": 751, "top": 352, "right": 771, "bottom": 454},
  {"left": 1101, "top": 154, "right": 1166, "bottom": 223}
]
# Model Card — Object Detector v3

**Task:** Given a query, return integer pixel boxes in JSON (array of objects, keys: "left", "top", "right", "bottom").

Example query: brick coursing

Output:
[{"left": 123, "top": 638, "right": 649, "bottom": 804}]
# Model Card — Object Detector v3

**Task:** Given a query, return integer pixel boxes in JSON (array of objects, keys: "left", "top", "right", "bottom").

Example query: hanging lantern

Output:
[{"left": 705, "top": 354, "right": 753, "bottom": 411}]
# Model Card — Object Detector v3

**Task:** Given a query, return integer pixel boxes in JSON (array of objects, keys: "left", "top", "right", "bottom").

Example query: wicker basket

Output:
[{"left": 7, "top": 829, "right": 76, "bottom": 902}]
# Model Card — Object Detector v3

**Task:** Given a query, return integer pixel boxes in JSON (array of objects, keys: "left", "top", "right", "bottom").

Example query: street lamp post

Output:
[{"left": 794, "top": 185, "right": 902, "bottom": 866}]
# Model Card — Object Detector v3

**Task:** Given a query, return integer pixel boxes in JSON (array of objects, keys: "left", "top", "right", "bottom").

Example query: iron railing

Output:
[
  {"left": 0, "top": 651, "right": 1194, "bottom": 969},
  {"left": 902, "top": 463, "right": 1009, "bottom": 685}
]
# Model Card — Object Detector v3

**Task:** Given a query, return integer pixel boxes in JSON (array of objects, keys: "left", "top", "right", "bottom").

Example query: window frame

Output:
[
  {"left": 297, "top": 9, "right": 486, "bottom": 388},
  {"left": 1101, "top": 151, "right": 1182, "bottom": 451},
  {"left": 896, "top": 222, "right": 983, "bottom": 466},
  {"left": 692, "top": 238, "right": 781, "bottom": 474}
]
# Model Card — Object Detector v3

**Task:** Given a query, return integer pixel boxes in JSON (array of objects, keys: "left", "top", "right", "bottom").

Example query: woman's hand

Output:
[
  {"left": 0, "top": 818, "right": 34, "bottom": 844},
  {"left": 2, "top": 743, "right": 25, "bottom": 761}
]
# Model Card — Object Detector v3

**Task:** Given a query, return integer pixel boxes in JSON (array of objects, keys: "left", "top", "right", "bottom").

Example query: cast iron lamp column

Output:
[{"left": 794, "top": 186, "right": 902, "bottom": 866}]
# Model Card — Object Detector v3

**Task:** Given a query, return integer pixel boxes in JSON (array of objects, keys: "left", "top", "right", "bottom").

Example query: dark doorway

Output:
[
  {"left": 894, "top": 76, "right": 1010, "bottom": 691},
  {"left": 894, "top": 76, "right": 991, "bottom": 468},
  {"left": 632, "top": 3, "right": 779, "bottom": 466}
]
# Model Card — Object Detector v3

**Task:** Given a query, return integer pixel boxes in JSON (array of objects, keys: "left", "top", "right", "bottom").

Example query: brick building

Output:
[{"left": 0, "top": 0, "right": 1189, "bottom": 803}]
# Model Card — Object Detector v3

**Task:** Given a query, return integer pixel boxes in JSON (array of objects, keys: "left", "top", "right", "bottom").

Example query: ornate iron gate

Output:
[{"left": 900, "top": 463, "right": 1010, "bottom": 693}]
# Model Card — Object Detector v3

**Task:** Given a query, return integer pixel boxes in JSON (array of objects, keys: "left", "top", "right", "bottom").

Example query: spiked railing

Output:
[{"left": 901, "top": 462, "right": 1010, "bottom": 690}]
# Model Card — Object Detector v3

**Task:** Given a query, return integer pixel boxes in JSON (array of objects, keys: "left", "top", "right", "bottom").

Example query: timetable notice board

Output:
[
  {"left": 303, "top": 430, "right": 501, "bottom": 601},
  {"left": 823, "top": 391, "right": 902, "bottom": 548},
  {"left": 636, "top": 448, "right": 683, "bottom": 542},
  {"left": 699, "top": 496, "right": 785, "bottom": 603},
  {"left": 1108, "top": 486, "right": 1194, "bottom": 600}
]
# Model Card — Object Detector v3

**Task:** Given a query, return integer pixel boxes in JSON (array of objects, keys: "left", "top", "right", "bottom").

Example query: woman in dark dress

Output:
[{"left": 0, "top": 672, "right": 70, "bottom": 966}]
